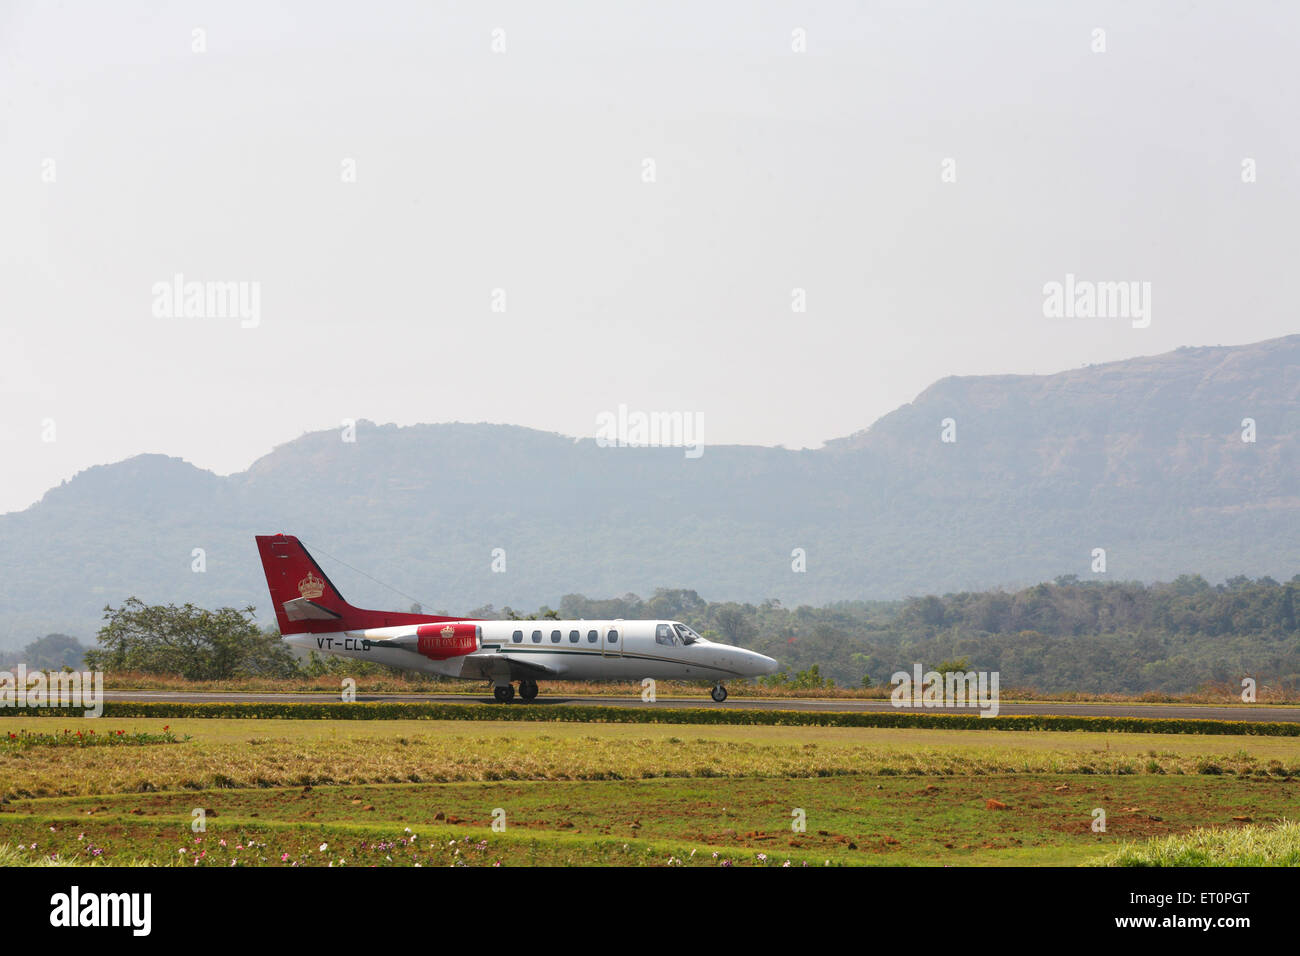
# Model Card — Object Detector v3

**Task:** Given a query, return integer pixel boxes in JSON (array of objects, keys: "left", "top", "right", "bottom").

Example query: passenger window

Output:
[
  {"left": 569, "top": 630, "right": 580, "bottom": 643},
  {"left": 512, "top": 630, "right": 523, "bottom": 643},
  {"left": 608, "top": 629, "right": 619, "bottom": 643},
  {"left": 531, "top": 630, "right": 542, "bottom": 643},
  {"left": 587, "top": 630, "right": 598, "bottom": 643},
  {"left": 551, "top": 630, "right": 561, "bottom": 643}
]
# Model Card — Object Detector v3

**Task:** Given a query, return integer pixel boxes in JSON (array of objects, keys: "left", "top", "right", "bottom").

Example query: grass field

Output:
[
  {"left": 95, "top": 672, "right": 1300, "bottom": 705},
  {"left": 1091, "top": 820, "right": 1300, "bottom": 867},
  {"left": 2, "top": 717, "right": 1297, "bottom": 866}
]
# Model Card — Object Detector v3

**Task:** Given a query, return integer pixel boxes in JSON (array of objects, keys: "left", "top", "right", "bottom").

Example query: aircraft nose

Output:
[{"left": 743, "top": 650, "right": 780, "bottom": 676}]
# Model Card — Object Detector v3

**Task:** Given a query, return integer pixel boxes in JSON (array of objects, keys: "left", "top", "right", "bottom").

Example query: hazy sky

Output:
[{"left": 2, "top": 1, "right": 1297, "bottom": 514}]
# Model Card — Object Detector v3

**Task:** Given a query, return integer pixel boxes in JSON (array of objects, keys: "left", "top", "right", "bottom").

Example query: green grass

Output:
[
  {"left": 1091, "top": 819, "right": 1300, "bottom": 866},
  {"left": 10, "top": 701, "right": 1300, "bottom": 736},
  {"left": 1, "top": 716, "right": 1297, "bottom": 866},
  {"left": 3, "top": 774, "right": 1296, "bottom": 866},
  {"left": 3, "top": 718, "right": 1299, "bottom": 800},
  {"left": 1, "top": 727, "right": 188, "bottom": 749},
  {"left": 0, "top": 843, "right": 152, "bottom": 867}
]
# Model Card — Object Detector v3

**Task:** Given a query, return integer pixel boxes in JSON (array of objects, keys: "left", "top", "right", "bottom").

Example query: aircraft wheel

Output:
[
  {"left": 710, "top": 683, "right": 728, "bottom": 703},
  {"left": 493, "top": 684, "right": 515, "bottom": 703},
  {"left": 518, "top": 679, "right": 538, "bottom": 701}
]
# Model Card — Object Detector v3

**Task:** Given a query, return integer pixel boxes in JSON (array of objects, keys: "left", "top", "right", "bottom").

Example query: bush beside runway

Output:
[{"left": 7, "top": 700, "right": 1300, "bottom": 736}]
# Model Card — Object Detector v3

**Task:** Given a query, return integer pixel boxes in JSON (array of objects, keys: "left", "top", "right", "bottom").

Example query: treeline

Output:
[
  {"left": 12, "top": 574, "right": 1300, "bottom": 693},
  {"left": 481, "top": 574, "right": 1300, "bottom": 694},
  {"left": 897, "top": 574, "right": 1300, "bottom": 637}
]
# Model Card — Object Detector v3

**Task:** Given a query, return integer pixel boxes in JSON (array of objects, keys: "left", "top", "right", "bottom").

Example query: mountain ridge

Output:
[{"left": 3, "top": 334, "right": 1298, "bottom": 645}]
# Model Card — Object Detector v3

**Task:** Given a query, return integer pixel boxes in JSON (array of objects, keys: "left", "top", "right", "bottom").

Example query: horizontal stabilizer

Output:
[{"left": 282, "top": 597, "right": 343, "bottom": 622}]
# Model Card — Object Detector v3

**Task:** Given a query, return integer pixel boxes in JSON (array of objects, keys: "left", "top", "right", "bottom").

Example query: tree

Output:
[
  {"left": 914, "top": 595, "right": 946, "bottom": 627},
  {"left": 647, "top": 588, "right": 707, "bottom": 618},
  {"left": 11, "top": 633, "right": 88, "bottom": 670},
  {"left": 790, "top": 664, "right": 834, "bottom": 689},
  {"left": 1281, "top": 586, "right": 1297, "bottom": 631},
  {"left": 935, "top": 657, "right": 971, "bottom": 675},
  {"left": 85, "top": 598, "right": 299, "bottom": 680},
  {"left": 714, "top": 606, "right": 756, "bottom": 645}
]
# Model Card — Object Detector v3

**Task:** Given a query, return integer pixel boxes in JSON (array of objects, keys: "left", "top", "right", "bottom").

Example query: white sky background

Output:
[{"left": 1, "top": 1, "right": 1297, "bottom": 514}]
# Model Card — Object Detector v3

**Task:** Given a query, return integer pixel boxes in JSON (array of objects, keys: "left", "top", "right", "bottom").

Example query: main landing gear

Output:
[
  {"left": 710, "top": 683, "right": 728, "bottom": 703},
  {"left": 492, "top": 680, "right": 539, "bottom": 703}
]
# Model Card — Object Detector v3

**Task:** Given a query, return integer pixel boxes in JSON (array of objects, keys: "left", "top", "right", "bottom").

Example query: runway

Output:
[{"left": 101, "top": 691, "right": 1300, "bottom": 723}]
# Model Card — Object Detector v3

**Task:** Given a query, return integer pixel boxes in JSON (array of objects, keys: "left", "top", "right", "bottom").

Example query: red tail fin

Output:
[{"left": 255, "top": 534, "right": 464, "bottom": 634}]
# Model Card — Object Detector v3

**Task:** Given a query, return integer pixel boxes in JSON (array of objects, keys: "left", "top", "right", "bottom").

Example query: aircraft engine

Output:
[{"left": 415, "top": 622, "right": 479, "bottom": 659}]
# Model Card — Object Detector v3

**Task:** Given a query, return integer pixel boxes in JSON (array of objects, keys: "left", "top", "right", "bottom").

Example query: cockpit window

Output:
[
  {"left": 674, "top": 623, "right": 702, "bottom": 645},
  {"left": 655, "top": 623, "right": 678, "bottom": 646}
]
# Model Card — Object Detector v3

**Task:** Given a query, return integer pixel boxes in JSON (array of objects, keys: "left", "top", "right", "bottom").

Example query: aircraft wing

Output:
[
  {"left": 455, "top": 652, "right": 562, "bottom": 682},
  {"left": 360, "top": 637, "right": 562, "bottom": 681}
]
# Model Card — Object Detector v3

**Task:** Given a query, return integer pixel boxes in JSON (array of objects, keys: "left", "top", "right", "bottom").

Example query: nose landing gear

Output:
[{"left": 710, "top": 683, "right": 728, "bottom": 703}]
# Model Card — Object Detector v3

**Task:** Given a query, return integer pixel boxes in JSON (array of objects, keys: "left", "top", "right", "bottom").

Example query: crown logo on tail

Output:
[{"left": 298, "top": 573, "right": 325, "bottom": 600}]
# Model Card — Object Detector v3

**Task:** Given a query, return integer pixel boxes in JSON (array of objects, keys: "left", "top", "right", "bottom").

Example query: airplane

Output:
[{"left": 256, "top": 533, "right": 780, "bottom": 703}]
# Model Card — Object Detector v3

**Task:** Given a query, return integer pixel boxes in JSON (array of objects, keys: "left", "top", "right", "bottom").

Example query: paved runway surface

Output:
[{"left": 101, "top": 691, "right": 1300, "bottom": 722}]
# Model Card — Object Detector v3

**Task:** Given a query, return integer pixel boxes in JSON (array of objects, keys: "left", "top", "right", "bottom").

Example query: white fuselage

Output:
[{"left": 286, "top": 618, "right": 778, "bottom": 683}]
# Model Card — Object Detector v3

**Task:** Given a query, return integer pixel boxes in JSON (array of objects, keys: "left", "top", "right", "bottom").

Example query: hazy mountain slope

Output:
[{"left": 2, "top": 335, "right": 1297, "bottom": 644}]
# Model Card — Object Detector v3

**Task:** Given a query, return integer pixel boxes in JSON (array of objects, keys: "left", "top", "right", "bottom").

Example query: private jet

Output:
[{"left": 256, "top": 534, "right": 779, "bottom": 702}]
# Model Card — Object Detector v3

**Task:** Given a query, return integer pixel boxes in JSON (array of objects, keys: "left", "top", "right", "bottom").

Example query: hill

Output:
[{"left": 2, "top": 335, "right": 1298, "bottom": 644}]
